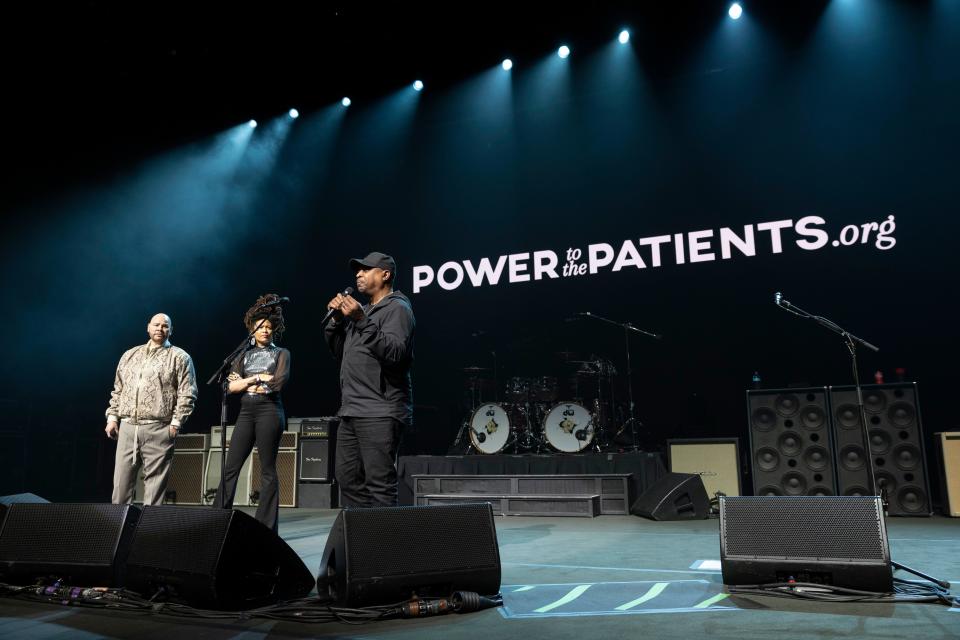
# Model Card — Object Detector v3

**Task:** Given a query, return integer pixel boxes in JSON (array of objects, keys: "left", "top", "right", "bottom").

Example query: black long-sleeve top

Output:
[
  {"left": 231, "top": 344, "right": 290, "bottom": 396},
  {"left": 324, "top": 291, "right": 415, "bottom": 425}
]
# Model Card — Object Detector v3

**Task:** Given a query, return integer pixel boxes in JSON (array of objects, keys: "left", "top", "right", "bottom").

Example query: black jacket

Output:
[{"left": 324, "top": 291, "right": 415, "bottom": 425}]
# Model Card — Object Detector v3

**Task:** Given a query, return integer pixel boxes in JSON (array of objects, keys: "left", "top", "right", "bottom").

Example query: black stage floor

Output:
[{"left": 1, "top": 508, "right": 958, "bottom": 640}]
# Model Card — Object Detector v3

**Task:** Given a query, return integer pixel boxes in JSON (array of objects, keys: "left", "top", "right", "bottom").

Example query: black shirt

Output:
[
  {"left": 324, "top": 291, "right": 415, "bottom": 425},
  {"left": 231, "top": 344, "right": 290, "bottom": 396}
]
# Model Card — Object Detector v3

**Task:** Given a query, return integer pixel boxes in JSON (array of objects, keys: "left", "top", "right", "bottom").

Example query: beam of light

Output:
[
  {"left": 289, "top": 108, "right": 299, "bottom": 119},
  {"left": 729, "top": 3, "right": 743, "bottom": 20},
  {"left": 341, "top": 97, "right": 352, "bottom": 107},
  {"left": 558, "top": 45, "right": 571, "bottom": 59},
  {"left": 502, "top": 58, "right": 513, "bottom": 71},
  {"left": 413, "top": 79, "right": 424, "bottom": 91},
  {"left": 618, "top": 30, "right": 630, "bottom": 44},
  {"left": 248, "top": 119, "right": 258, "bottom": 128}
]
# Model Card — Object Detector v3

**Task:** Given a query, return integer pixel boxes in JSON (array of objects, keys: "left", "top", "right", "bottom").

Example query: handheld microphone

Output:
[
  {"left": 775, "top": 292, "right": 782, "bottom": 306},
  {"left": 321, "top": 287, "right": 355, "bottom": 326}
]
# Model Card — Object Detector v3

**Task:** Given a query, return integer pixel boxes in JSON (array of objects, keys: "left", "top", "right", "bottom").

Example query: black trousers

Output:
[
  {"left": 213, "top": 394, "right": 284, "bottom": 532},
  {"left": 335, "top": 416, "right": 403, "bottom": 508}
]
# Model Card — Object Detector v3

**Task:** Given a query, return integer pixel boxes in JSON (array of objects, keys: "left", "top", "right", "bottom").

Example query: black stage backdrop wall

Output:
[{"left": 1, "top": 3, "right": 958, "bottom": 502}]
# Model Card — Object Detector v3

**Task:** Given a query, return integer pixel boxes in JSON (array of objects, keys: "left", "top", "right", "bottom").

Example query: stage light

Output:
[
  {"left": 248, "top": 119, "right": 257, "bottom": 128},
  {"left": 288, "top": 108, "right": 299, "bottom": 119},
  {"left": 558, "top": 45, "right": 570, "bottom": 59},
  {"left": 413, "top": 80, "right": 424, "bottom": 91},
  {"left": 502, "top": 58, "right": 513, "bottom": 71},
  {"left": 729, "top": 3, "right": 743, "bottom": 20},
  {"left": 618, "top": 30, "right": 630, "bottom": 44},
  {"left": 341, "top": 97, "right": 351, "bottom": 107}
]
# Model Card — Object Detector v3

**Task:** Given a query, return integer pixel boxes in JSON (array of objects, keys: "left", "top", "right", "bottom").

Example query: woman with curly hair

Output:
[{"left": 213, "top": 293, "right": 290, "bottom": 532}]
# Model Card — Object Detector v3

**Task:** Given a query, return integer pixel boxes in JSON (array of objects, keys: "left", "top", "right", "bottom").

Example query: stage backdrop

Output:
[{"left": 1, "top": 3, "right": 958, "bottom": 502}]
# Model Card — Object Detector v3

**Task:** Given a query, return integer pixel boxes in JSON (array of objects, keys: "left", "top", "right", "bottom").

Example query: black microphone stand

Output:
[
  {"left": 776, "top": 296, "right": 955, "bottom": 592},
  {"left": 578, "top": 312, "right": 661, "bottom": 452},
  {"left": 204, "top": 305, "right": 277, "bottom": 506},
  {"left": 774, "top": 296, "right": 881, "bottom": 501}
]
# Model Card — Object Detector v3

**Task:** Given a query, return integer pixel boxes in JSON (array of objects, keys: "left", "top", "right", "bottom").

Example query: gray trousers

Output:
[{"left": 112, "top": 419, "right": 175, "bottom": 506}]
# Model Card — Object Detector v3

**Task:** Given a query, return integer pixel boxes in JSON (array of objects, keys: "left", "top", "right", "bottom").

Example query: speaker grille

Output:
[
  {"left": 126, "top": 506, "right": 231, "bottom": 575},
  {"left": 0, "top": 504, "right": 130, "bottom": 565},
  {"left": 747, "top": 388, "right": 836, "bottom": 496},
  {"left": 344, "top": 504, "right": 499, "bottom": 580},
  {"left": 830, "top": 383, "right": 930, "bottom": 515},
  {"left": 722, "top": 496, "right": 886, "bottom": 561},
  {"left": 250, "top": 449, "right": 298, "bottom": 507}
]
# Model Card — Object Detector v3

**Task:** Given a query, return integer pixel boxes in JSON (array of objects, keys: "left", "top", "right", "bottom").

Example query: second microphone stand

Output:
[
  {"left": 775, "top": 296, "right": 881, "bottom": 500},
  {"left": 578, "top": 312, "right": 661, "bottom": 451}
]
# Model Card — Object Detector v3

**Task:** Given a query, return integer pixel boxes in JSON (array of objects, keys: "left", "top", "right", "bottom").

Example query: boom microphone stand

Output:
[
  {"left": 577, "top": 312, "right": 661, "bottom": 451},
  {"left": 774, "top": 293, "right": 952, "bottom": 591},
  {"left": 204, "top": 299, "right": 286, "bottom": 505},
  {"left": 773, "top": 293, "right": 881, "bottom": 500}
]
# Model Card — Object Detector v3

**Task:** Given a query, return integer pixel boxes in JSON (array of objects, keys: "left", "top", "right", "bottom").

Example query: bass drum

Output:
[
  {"left": 543, "top": 402, "right": 595, "bottom": 453},
  {"left": 470, "top": 403, "right": 512, "bottom": 454}
]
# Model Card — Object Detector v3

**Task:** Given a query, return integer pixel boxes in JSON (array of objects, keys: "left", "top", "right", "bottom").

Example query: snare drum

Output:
[
  {"left": 543, "top": 402, "right": 594, "bottom": 453},
  {"left": 469, "top": 403, "right": 512, "bottom": 454},
  {"left": 504, "top": 377, "right": 531, "bottom": 403},
  {"left": 531, "top": 376, "right": 559, "bottom": 403}
]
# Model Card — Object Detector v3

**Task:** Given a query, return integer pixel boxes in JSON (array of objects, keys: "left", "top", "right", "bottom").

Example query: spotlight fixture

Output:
[
  {"left": 502, "top": 58, "right": 513, "bottom": 71},
  {"left": 341, "top": 97, "right": 351, "bottom": 107},
  {"left": 248, "top": 119, "right": 257, "bottom": 128},
  {"left": 557, "top": 45, "right": 570, "bottom": 59},
  {"left": 618, "top": 30, "right": 630, "bottom": 44},
  {"left": 288, "top": 108, "right": 299, "bottom": 119},
  {"left": 413, "top": 80, "right": 424, "bottom": 91},
  {"left": 729, "top": 3, "right": 743, "bottom": 20}
]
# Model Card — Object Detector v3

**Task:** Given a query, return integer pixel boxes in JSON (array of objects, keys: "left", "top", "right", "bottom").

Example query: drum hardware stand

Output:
[
  {"left": 773, "top": 293, "right": 883, "bottom": 504},
  {"left": 578, "top": 312, "right": 661, "bottom": 451}
]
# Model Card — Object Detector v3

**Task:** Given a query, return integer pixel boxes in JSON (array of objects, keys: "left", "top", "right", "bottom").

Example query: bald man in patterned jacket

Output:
[{"left": 105, "top": 313, "right": 198, "bottom": 505}]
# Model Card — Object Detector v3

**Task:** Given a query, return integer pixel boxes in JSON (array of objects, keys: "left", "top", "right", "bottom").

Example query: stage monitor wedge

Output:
[
  {"left": 630, "top": 472, "right": 710, "bottom": 520},
  {"left": 0, "top": 503, "right": 140, "bottom": 586},
  {"left": 318, "top": 503, "right": 501, "bottom": 606},
  {"left": 720, "top": 496, "right": 892, "bottom": 592},
  {"left": 124, "top": 506, "right": 314, "bottom": 610}
]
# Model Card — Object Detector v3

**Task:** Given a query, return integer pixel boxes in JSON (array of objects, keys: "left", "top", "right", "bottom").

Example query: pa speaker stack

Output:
[
  {"left": 746, "top": 383, "right": 931, "bottom": 514},
  {"left": 746, "top": 387, "right": 837, "bottom": 496},
  {"left": 829, "top": 383, "right": 931, "bottom": 515}
]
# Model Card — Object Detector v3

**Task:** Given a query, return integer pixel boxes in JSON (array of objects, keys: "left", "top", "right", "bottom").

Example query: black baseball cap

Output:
[{"left": 349, "top": 251, "right": 397, "bottom": 275}]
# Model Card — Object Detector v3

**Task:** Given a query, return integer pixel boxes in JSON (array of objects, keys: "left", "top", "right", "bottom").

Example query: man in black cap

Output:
[{"left": 325, "top": 252, "right": 415, "bottom": 507}]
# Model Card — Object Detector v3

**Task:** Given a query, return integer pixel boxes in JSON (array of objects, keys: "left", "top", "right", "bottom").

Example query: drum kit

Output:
[{"left": 456, "top": 356, "right": 624, "bottom": 454}]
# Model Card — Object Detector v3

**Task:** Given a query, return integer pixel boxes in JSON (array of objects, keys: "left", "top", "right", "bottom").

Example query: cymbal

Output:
[
  {"left": 462, "top": 366, "right": 490, "bottom": 373},
  {"left": 555, "top": 350, "right": 579, "bottom": 359}
]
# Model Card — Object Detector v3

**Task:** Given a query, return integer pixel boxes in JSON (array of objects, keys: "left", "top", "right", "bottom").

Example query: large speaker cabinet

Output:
[
  {"left": 935, "top": 432, "right": 960, "bottom": 516},
  {"left": 250, "top": 449, "right": 299, "bottom": 508},
  {"left": 829, "top": 382, "right": 931, "bottom": 515},
  {"left": 746, "top": 387, "right": 837, "bottom": 496},
  {"left": 204, "top": 449, "right": 252, "bottom": 506},
  {"left": 134, "top": 435, "right": 209, "bottom": 505}
]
